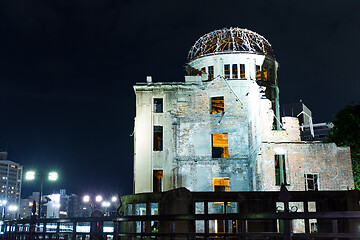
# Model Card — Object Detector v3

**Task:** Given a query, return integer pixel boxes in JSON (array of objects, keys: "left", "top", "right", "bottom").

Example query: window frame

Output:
[
  {"left": 153, "top": 126, "right": 163, "bottom": 151},
  {"left": 232, "top": 64, "right": 238, "bottom": 78},
  {"left": 305, "top": 173, "right": 319, "bottom": 191},
  {"left": 211, "top": 133, "right": 229, "bottom": 158},
  {"left": 240, "top": 64, "right": 246, "bottom": 79},
  {"left": 275, "top": 154, "right": 288, "bottom": 186},
  {"left": 208, "top": 66, "right": 214, "bottom": 80},
  {"left": 224, "top": 64, "right": 230, "bottom": 79},
  {"left": 153, "top": 98, "right": 163, "bottom": 113},
  {"left": 210, "top": 96, "right": 224, "bottom": 114}
]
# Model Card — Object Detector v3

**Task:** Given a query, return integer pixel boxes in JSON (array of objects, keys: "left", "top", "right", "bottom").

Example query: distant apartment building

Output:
[
  {"left": 19, "top": 192, "right": 38, "bottom": 219},
  {"left": 44, "top": 189, "right": 79, "bottom": 218},
  {"left": 0, "top": 152, "right": 22, "bottom": 219}
]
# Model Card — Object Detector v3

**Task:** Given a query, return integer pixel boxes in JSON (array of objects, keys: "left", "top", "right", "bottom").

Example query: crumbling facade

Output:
[{"left": 133, "top": 28, "right": 354, "bottom": 194}]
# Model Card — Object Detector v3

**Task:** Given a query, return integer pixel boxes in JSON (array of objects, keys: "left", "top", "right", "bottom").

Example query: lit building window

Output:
[
  {"left": 232, "top": 64, "right": 238, "bottom": 78},
  {"left": 305, "top": 174, "right": 318, "bottom": 191},
  {"left": 208, "top": 66, "right": 214, "bottom": 80},
  {"left": 153, "top": 170, "right": 163, "bottom": 193},
  {"left": 224, "top": 64, "right": 230, "bottom": 79},
  {"left": 275, "top": 154, "right": 287, "bottom": 186},
  {"left": 153, "top": 126, "right": 163, "bottom": 151},
  {"left": 213, "top": 177, "right": 230, "bottom": 233},
  {"left": 213, "top": 177, "right": 230, "bottom": 192},
  {"left": 240, "top": 64, "right": 245, "bottom": 79},
  {"left": 256, "top": 65, "right": 261, "bottom": 81},
  {"left": 212, "top": 133, "right": 229, "bottom": 158},
  {"left": 262, "top": 66, "right": 268, "bottom": 81},
  {"left": 211, "top": 96, "right": 224, "bottom": 114},
  {"left": 153, "top": 98, "right": 163, "bottom": 113}
]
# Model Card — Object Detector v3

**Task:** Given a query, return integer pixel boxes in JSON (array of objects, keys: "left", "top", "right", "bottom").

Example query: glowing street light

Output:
[
  {"left": 101, "top": 201, "right": 110, "bottom": 207},
  {"left": 111, "top": 196, "right": 117, "bottom": 202},
  {"left": 24, "top": 170, "right": 59, "bottom": 218},
  {"left": 95, "top": 195, "right": 103, "bottom": 203},
  {"left": 48, "top": 172, "right": 58, "bottom": 181},
  {"left": 8, "top": 205, "right": 18, "bottom": 211},
  {"left": 25, "top": 171, "right": 36, "bottom": 180},
  {"left": 83, "top": 195, "right": 90, "bottom": 203}
]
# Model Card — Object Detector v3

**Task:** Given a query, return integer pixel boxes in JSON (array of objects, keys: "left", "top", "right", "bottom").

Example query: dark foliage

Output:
[{"left": 327, "top": 102, "right": 360, "bottom": 189}]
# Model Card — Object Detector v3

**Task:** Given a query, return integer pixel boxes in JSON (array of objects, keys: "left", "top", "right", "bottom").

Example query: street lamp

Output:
[
  {"left": 83, "top": 195, "right": 90, "bottom": 203},
  {"left": 95, "top": 195, "right": 103, "bottom": 203},
  {"left": 25, "top": 170, "right": 59, "bottom": 218},
  {"left": 8, "top": 205, "right": 18, "bottom": 220}
]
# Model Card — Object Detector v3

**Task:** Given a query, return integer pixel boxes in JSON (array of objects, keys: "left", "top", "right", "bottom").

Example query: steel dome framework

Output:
[{"left": 188, "top": 28, "right": 274, "bottom": 61}]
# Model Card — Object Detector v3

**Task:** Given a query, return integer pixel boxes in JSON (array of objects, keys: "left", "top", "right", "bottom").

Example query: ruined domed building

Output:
[{"left": 133, "top": 28, "right": 354, "bottom": 194}]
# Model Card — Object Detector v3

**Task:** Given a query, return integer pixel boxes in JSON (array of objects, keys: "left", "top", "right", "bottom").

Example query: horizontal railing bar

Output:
[
  {"left": 6, "top": 231, "right": 360, "bottom": 238},
  {"left": 5, "top": 210, "right": 360, "bottom": 225}
]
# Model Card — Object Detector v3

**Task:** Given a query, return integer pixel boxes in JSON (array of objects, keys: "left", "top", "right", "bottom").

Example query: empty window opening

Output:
[
  {"left": 212, "top": 133, "right": 229, "bottom": 158},
  {"left": 153, "top": 126, "right": 163, "bottom": 151},
  {"left": 153, "top": 170, "right": 163, "bottom": 193},
  {"left": 208, "top": 66, "right": 214, "bottom": 80},
  {"left": 262, "top": 66, "right": 268, "bottom": 81},
  {"left": 275, "top": 154, "right": 287, "bottom": 185},
  {"left": 211, "top": 96, "right": 224, "bottom": 114},
  {"left": 232, "top": 64, "right": 238, "bottom": 78},
  {"left": 153, "top": 98, "right": 163, "bottom": 113},
  {"left": 305, "top": 174, "right": 318, "bottom": 191},
  {"left": 224, "top": 64, "right": 230, "bottom": 79},
  {"left": 240, "top": 64, "right": 245, "bottom": 79},
  {"left": 256, "top": 65, "right": 261, "bottom": 81}
]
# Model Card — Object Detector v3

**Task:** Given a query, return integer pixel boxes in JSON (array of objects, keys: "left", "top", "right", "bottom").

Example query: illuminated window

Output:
[
  {"left": 224, "top": 64, "right": 230, "bottom": 79},
  {"left": 232, "top": 64, "right": 238, "bottom": 78},
  {"left": 305, "top": 174, "right": 318, "bottom": 191},
  {"left": 201, "top": 67, "right": 206, "bottom": 74},
  {"left": 153, "top": 170, "right": 163, "bottom": 193},
  {"left": 240, "top": 64, "right": 245, "bottom": 79},
  {"left": 275, "top": 155, "right": 287, "bottom": 186},
  {"left": 212, "top": 133, "right": 229, "bottom": 158},
  {"left": 208, "top": 66, "right": 214, "bottom": 80},
  {"left": 153, "top": 98, "right": 163, "bottom": 113},
  {"left": 153, "top": 126, "right": 163, "bottom": 151},
  {"left": 213, "top": 175, "right": 230, "bottom": 227},
  {"left": 211, "top": 96, "right": 224, "bottom": 114},
  {"left": 256, "top": 65, "right": 261, "bottom": 81},
  {"left": 213, "top": 178, "right": 230, "bottom": 192},
  {"left": 262, "top": 66, "right": 268, "bottom": 81}
]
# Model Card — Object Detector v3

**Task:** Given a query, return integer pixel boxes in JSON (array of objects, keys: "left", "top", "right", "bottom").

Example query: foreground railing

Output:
[{"left": 2, "top": 211, "right": 360, "bottom": 240}]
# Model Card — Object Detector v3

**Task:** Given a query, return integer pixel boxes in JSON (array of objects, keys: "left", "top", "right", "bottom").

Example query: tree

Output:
[{"left": 326, "top": 102, "right": 360, "bottom": 190}]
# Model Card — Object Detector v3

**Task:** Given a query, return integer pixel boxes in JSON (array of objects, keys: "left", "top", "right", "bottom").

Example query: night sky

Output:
[{"left": 0, "top": 0, "right": 359, "bottom": 198}]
